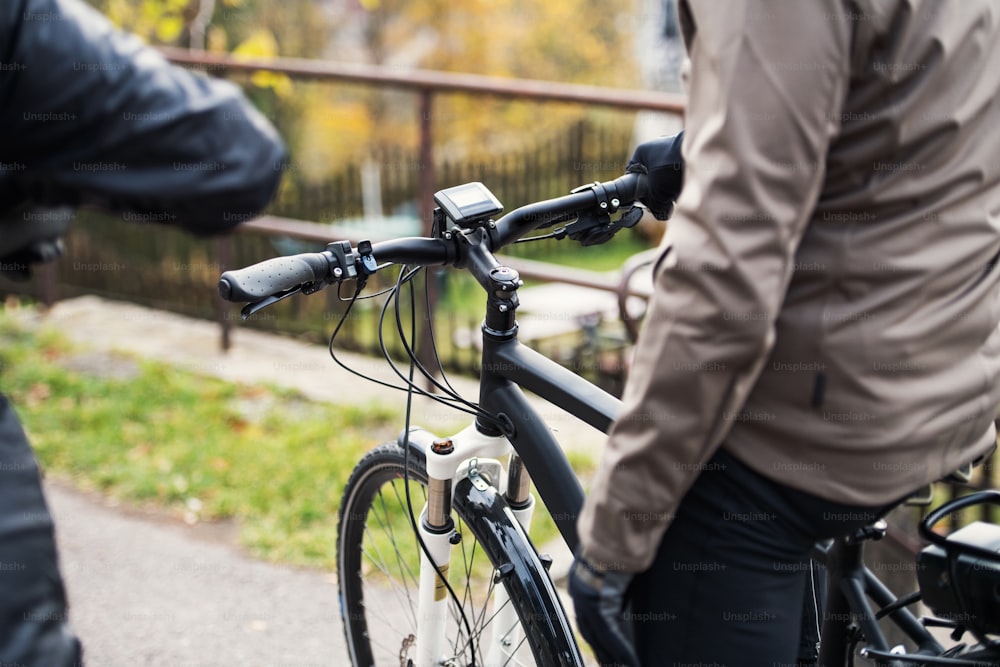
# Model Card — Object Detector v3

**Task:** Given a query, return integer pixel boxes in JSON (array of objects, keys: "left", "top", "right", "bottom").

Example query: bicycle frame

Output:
[
  {"left": 219, "top": 174, "right": 999, "bottom": 666},
  {"left": 814, "top": 537, "right": 945, "bottom": 665}
]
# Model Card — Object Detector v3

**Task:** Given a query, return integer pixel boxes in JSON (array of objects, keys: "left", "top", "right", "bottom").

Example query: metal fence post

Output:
[
  {"left": 37, "top": 261, "right": 58, "bottom": 308},
  {"left": 417, "top": 89, "right": 439, "bottom": 388},
  {"left": 214, "top": 235, "right": 233, "bottom": 351}
]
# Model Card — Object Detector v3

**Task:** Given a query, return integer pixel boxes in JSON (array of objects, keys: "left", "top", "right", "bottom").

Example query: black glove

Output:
[
  {"left": 569, "top": 555, "right": 640, "bottom": 667},
  {"left": 626, "top": 131, "right": 685, "bottom": 220}
]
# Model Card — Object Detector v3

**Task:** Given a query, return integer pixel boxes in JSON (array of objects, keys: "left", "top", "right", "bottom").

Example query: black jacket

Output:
[{"left": 0, "top": 0, "right": 286, "bottom": 258}]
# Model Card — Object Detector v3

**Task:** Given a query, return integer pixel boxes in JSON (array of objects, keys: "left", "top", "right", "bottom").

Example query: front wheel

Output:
[{"left": 337, "top": 442, "right": 582, "bottom": 666}]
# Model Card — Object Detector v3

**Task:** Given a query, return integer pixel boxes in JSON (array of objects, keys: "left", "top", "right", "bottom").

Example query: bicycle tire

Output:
[{"left": 337, "top": 441, "right": 583, "bottom": 667}]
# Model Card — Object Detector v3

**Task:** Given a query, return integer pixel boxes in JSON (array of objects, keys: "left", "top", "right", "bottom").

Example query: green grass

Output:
[
  {"left": 0, "top": 309, "right": 591, "bottom": 569},
  {"left": 501, "top": 232, "right": 652, "bottom": 272},
  {"left": 0, "top": 315, "right": 400, "bottom": 567}
]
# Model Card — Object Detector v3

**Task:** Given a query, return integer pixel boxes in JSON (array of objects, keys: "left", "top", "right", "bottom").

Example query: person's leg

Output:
[
  {"left": 630, "top": 448, "right": 885, "bottom": 666},
  {"left": 0, "top": 395, "right": 83, "bottom": 666}
]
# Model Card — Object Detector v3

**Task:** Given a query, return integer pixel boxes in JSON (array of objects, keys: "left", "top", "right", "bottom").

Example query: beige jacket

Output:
[{"left": 579, "top": 0, "right": 1000, "bottom": 573}]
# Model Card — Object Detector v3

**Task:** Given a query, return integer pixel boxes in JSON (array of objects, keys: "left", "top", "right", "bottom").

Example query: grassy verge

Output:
[
  {"left": 0, "top": 315, "right": 401, "bottom": 567},
  {"left": 0, "top": 308, "right": 589, "bottom": 569},
  {"left": 499, "top": 232, "right": 653, "bottom": 273}
]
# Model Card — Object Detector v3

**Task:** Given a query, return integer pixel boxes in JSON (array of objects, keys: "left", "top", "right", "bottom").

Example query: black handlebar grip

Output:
[
  {"left": 611, "top": 171, "right": 647, "bottom": 205},
  {"left": 218, "top": 251, "right": 334, "bottom": 302}
]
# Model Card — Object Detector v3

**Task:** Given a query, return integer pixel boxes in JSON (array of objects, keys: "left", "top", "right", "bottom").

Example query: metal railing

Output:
[
  {"left": 157, "top": 49, "right": 685, "bottom": 354},
  {"left": 160, "top": 47, "right": 685, "bottom": 235}
]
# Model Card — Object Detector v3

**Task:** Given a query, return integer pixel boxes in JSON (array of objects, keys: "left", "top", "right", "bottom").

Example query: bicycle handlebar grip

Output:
[
  {"left": 218, "top": 251, "right": 334, "bottom": 302},
  {"left": 611, "top": 171, "right": 647, "bottom": 204}
]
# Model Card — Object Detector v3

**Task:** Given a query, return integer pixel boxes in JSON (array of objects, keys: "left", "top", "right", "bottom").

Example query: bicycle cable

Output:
[
  {"left": 808, "top": 560, "right": 821, "bottom": 658},
  {"left": 387, "top": 267, "right": 505, "bottom": 432},
  {"left": 397, "top": 273, "right": 481, "bottom": 665},
  {"left": 513, "top": 231, "right": 563, "bottom": 243},
  {"left": 326, "top": 268, "right": 483, "bottom": 419},
  {"left": 322, "top": 246, "right": 561, "bottom": 663},
  {"left": 325, "top": 262, "right": 506, "bottom": 434},
  {"left": 334, "top": 271, "right": 396, "bottom": 302},
  {"left": 420, "top": 267, "right": 469, "bottom": 400}
]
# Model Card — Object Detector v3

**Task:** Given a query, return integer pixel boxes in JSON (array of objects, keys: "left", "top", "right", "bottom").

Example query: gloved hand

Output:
[
  {"left": 0, "top": 206, "right": 73, "bottom": 281},
  {"left": 568, "top": 554, "right": 640, "bottom": 667},
  {"left": 626, "top": 131, "right": 684, "bottom": 220}
]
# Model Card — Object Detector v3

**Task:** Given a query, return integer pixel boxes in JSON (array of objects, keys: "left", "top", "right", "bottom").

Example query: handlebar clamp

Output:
[{"left": 570, "top": 180, "right": 622, "bottom": 214}]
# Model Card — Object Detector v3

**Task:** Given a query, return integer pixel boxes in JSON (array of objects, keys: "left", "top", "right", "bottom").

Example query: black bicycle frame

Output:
[
  {"left": 477, "top": 335, "right": 619, "bottom": 553},
  {"left": 447, "top": 235, "right": 622, "bottom": 553},
  {"left": 815, "top": 538, "right": 945, "bottom": 665}
]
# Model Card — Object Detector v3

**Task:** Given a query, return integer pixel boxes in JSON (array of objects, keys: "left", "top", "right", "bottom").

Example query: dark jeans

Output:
[
  {"left": 0, "top": 395, "right": 82, "bottom": 666},
  {"left": 630, "top": 448, "right": 890, "bottom": 667}
]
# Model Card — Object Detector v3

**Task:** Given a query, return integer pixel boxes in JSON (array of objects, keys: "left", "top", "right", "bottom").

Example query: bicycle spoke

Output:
[
  {"left": 361, "top": 488, "right": 420, "bottom": 628},
  {"left": 382, "top": 480, "right": 424, "bottom": 592}
]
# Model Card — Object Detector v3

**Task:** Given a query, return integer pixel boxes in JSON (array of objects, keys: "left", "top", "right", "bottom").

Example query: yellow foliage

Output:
[
  {"left": 232, "top": 28, "right": 280, "bottom": 58},
  {"left": 206, "top": 25, "right": 228, "bottom": 53},
  {"left": 101, "top": 0, "right": 188, "bottom": 45},
  {"left": 345, "top": 0, "right": 640, "bottom": 151},
  {"left": 233, "top": 29, "right": 294, "bottom": 98},
  {"left": 296, "top": 92, "right": 379, "bottom": 180},
  {"left": 250, "top": 70, "right": 294, "bottom": 98},
  {"left": 154, "top": 15, "right": 184, "bottom": 43}
]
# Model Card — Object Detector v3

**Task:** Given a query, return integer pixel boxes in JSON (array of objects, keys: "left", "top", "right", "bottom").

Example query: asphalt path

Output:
[{"left": 48, "top": 480, "right": 340, "bottom": 667}]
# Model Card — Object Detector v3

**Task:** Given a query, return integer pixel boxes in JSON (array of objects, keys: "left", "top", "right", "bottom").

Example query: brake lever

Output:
[
  {"left": 561, "top": 205, "right": 645, "bottom": 247},
  {"left": 240, "top": 285, "right": 306, "bottom": 319}
]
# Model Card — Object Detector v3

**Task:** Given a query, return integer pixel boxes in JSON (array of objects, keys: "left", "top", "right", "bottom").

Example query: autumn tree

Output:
[
  {"left": 335, "top": 0, "right": 642, "bottom": 155},
  {"left": 86, "top": 0, "right": 648, "bottom": 188}
]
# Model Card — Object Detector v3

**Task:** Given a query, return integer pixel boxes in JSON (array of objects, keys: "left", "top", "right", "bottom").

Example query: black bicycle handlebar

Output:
[
  {"left": 218, "top": 172, "right": 647, "bottom": 305},
  {"left": 493, "top": 172, "right": 645, "bottom": 246}
]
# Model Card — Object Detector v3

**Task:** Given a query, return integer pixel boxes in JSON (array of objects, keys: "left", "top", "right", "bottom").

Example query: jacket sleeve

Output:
[
  {"left": 0, "top": 0, "right": 286, "bottom": 234},
  {"left": 577, "top": 0, "right": 853, "bottom": 573}
]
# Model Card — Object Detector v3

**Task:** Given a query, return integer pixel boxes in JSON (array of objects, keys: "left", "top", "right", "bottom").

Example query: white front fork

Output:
[
  {"left": 414, "top": 424, "right": 538, "bottom": 667},
  {"left": 416, "top": 508, "right": 455, "bottom": 667}
]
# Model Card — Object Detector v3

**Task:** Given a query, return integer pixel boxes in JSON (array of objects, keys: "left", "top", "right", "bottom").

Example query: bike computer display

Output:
[{"left": 433, "top": 182, "right": 503, "bottom": 226}]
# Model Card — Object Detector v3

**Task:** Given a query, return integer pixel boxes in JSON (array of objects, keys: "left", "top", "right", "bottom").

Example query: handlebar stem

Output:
[
  {"left": 483, "top": 264, "right": 521, "bottom": 336},
  {"left": 454, "top": 229, "right": 522, "bottom": 335}
]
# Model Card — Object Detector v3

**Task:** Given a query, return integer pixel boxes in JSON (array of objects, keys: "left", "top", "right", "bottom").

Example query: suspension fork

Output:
[
  {"left": 414, "top": 425, "right": 537, "bottom": 667},
  {"left": 416, "top": 438, "right": 458, "bottom": 667},
  {"left": 506, "top": 452, "right": 535, "bottom": 525}
]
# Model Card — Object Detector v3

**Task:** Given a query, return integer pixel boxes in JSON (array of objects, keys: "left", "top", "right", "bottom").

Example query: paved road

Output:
[{"left": 48, "top": 480, "right": 340, "bottom": 667}]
